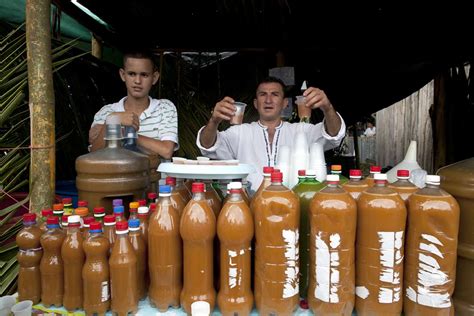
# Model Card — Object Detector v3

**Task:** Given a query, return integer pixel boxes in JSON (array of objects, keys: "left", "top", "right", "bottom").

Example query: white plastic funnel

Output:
[{"left": 386, "top": 140, "right": 422, "bottom": 183}]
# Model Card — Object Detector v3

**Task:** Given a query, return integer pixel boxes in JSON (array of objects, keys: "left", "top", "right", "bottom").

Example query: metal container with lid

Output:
[{"left": 76, "top": 115, "right": 150, "bottom": 214}]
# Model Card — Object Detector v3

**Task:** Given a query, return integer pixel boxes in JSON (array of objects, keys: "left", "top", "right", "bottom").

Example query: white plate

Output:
[{"left": 158, "top": 162, "right": 256, "bottom": 180}]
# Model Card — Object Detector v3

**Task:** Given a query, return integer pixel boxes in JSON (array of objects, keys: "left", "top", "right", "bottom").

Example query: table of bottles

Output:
[{"left": 31, "top": 298, "right": 316, "bottom": 315}]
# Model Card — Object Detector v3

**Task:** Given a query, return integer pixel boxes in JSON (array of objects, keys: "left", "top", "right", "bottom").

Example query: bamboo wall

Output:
[{"left": 376, "top": 80, "right": 434, "bottom": 173}]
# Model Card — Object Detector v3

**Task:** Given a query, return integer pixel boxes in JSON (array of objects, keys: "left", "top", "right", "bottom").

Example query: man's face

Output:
[
  {"left": 119, "top": 57, "right": 159, "bottom": 99},
  {"left": 253, "top": 82, "right": 288, "bottom": 121}
]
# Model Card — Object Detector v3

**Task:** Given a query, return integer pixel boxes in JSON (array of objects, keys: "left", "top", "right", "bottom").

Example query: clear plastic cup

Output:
[
  {"left": 295, "top": 95, "right": 312, "bottom": 120},
  {"left": 230, "top": 102, "right": 247, "bottom": 125},
  {"left": 0, "top": 295, "right": 16, "bottom": 316},
  {"left": 10, "top": 300, "right": 32, "bottom": 316}
]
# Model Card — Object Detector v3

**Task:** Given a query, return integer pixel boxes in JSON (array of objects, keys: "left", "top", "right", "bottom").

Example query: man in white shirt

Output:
[
  {"left": 89, "top": 51, "right": 178, "bottom": 159},
  {"left": 196, "top": 76, "right": 346, "bottom": 193},
  {"left": 363, "top": 121, "right": 376, "bottom": 137}
]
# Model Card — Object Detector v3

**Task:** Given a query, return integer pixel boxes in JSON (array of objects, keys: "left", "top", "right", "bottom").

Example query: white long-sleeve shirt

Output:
[{"left": 196, "top": 115, "right": 346, "bottom": 193}]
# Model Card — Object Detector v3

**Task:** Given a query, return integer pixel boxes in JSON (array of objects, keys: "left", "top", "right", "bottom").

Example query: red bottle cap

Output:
[
  {"left": 298, "top": 170, "right": 306, "bottom": 176},
  {"left": 89, "top": 221, "right": 102, "bottom": 231},
  {"left": 263, "top": 166, "right": 274, "bottom": 174},
  {"left": 83, "top": 217, "right": 95, "bottom": 226},
  {"left": 192, "top": 182, "right": 205, "bottom": 193},
  {"left": 148, "top": 192, "right": 157, "bottom": 199},
  {"left": 138, "top": 199, "right": 146, "bottom": 206},
  {"left": 93, "top": 206, "right": 105, "bottom": 214},
  {"left": 62, "top": 215, "right": 70, "bottom": 223},
  {"left": 149, "top": 203, "right": 156, "bottom": 211},
  {"left": 116, "top": 221, "right": 128, "bottom": 231},
  {"left": 78, "top": 200, "right": 88, "bottom": 207},
  {"left": 23, "top": 213, "right": 36, "bottom": 223},
  {"left": 62, "top": 197, "right": 72, "bottom": 204},
  {"left": 47, "top": 216, "right": 59, "bottom": 225},
  {"left": 41, "top": 209, "right": 53, "bottom": 217},
  {"left": 104, "top": 215, "right": 116, "bottom": 224},
  {"left": 349, "top": 169, "right": 362, "bottom": 177},
  {"left": 165, "top": 176, "right": 176, "bottom": 185},
  {"left": 397, "top": 169, "right": 410, "bottom": 177},
  {"left": 53, "top": 203, "right": 64, "bottom": 211},
  {"left": 271, "top": 171, "right": 283, "bottom": 183},
  {"left": 273, "top": 168, "right": 280, "bottom": 173},
  {"left": 370, "top": 165, "right": 382, "bottom": 173}
]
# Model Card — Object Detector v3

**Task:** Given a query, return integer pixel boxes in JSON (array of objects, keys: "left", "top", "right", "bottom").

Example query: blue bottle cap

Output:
[
  {"left": 128, "top": 218, "right": 140, "bottom": 228},
  {"left": 113, "top": 205, "right": 124, "bottom": 214},
  {"left": 159, "top": 185, "right": 171, "bottom": 194}
]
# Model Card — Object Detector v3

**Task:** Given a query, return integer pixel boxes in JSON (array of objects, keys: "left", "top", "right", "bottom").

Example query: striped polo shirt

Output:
[{"left": 91, "top": 96, "right": 179, "bottom": 149}]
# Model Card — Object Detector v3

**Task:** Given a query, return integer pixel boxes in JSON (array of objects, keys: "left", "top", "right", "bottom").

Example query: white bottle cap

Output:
[
  {"left": 426, "top": 175, "right": 440, "bottom": 185},
  {"left": 374, "top": 173, "right": 387, "bottom": 180},
  {"left": 191, "top": 301, "right": 210, "bottom": 316},
  {"left": 306, "top": 169, "right": 316, "bottom": 176},
  {"left": 138, "top": 206, "right": 149, "bottom": 214},
  {"left": 228, "top": 181, "right": 242, "bottom": 190},
  {"left": 68, "top": 215, "right": 81, "bottom": 224},
  {"left": 326, "top": 174, "right": 339, "bottom": 182}
]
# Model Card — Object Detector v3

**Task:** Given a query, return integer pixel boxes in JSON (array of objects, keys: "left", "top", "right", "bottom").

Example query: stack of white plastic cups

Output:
[
  {"left": 276, "top": 145, "right": 291, "bottom": 187},
  {"left": 309, "top": 139, "right": 327, "bottom": 183},
  {"left": 289, "top": 131, "right": 309, "bottom": 188}
]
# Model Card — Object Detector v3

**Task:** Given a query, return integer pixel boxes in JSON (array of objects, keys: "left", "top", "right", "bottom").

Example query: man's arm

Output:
[
  {"left": 303, "top": 87, "right": 342, "bottom": 136},
  {"left": 137, "top": 136, "right": 175, "bottom": 159},
  {"left": 89, "top": 124, "right": 106, "bottom": 152},
  {"left": 199, "top": 96, "right": 237, "bottom": 149}
]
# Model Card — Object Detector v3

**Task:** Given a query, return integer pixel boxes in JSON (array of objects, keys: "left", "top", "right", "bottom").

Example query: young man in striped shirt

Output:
[{"left": 89, "top": 51, "right": 178, "bottom": 159}]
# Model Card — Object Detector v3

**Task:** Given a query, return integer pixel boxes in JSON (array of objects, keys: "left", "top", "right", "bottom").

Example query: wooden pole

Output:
[
  {"left": 91, "top": 33, "right": 102, "bottom": 59},
  {"left": 26, "top": 0, "right": 56, "bottom": 213}
]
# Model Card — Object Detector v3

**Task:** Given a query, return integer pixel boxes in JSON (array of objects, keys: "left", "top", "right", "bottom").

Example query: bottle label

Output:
[
  {"left": 314, "top": 232, "right": 341, "bottom": 303},
  {"left": 282, "top": 229, "right": 299, "bottom": 298},
  {"left": 377, "top": 231, "right": 404, "bottom": 304},
  {"left": 406, "top": 234, "right": 451, "bottom": 308},
  {"left": 101, "top": 281, "right": 109, "bottom": 302}
]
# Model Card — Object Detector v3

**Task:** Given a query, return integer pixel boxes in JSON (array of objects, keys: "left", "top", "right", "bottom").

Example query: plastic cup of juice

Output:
[{"left": 230, "top": 102, "right": 247, "bottom": 125}]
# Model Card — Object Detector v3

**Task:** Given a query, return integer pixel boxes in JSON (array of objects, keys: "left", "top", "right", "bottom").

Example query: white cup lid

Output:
[
  {"left": 138, "top": 206, "right": 149, "bottom": 214},
  {"left": 191, "top": 301, "right": 210, "bottom": 316}
]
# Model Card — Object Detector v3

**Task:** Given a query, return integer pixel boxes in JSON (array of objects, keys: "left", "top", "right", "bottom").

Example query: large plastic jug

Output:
[
  {"left": 76, "top": 116, "right": 150, "bottom": 213},
  {"left": 437, "top": 158, "right": 474, "bottom": 316}
]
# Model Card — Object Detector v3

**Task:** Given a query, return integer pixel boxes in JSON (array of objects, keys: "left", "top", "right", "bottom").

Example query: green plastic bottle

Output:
[{"left": 292, "top": 169, "right": 325, "bottom": 299}]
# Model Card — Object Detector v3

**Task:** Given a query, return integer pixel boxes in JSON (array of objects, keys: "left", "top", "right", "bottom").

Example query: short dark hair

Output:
[
  {"left": 122, "top": 50, "right": 158, "bottom": 71},
  {"left": 257, "top": 76, "right": 288, "bottom": 97}
]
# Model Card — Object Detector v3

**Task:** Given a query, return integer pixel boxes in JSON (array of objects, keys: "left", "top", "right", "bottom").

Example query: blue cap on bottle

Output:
[
  {"left": 128, "top": 218, "right": 140, "bottom": 228},
  {"left": 113, "top": 205, "right": 124, "bottom": 214},
  {"left": 159, "top": 185, "right": 171, "bottom": 194}
]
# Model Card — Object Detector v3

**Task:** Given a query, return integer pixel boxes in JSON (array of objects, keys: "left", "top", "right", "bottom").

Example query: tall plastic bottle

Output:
[
  {"left": 217, "top": 183, "right": 254, "bottom": 316},
  {"left": 62, "top": 197, "right": 74, "bottom": 215},
  {"left": 176, "top": 177, "right": 192, "bottom": 204},
  {"left": 355, "top": 173, "right": 407, "bottom": 316},
  {"left": 83, "top": 221, "right": 110, "bottom": 315},
  {"left": 330, "top": 164, "right": 349, "bottom": 184},
  {"left": 148, "top": 185, "right": 181, "bottom": 311},
  {"left": 365, "top": 165, "right": 381, "bottom": 187},
  {"left": 61, "top": 215, "right": 85, "bottom": 311},
  {"left": 113, "top": 205, "right": 125, "bottom": 223},
  {"left": 293, "top": 169, "right": 325, "bottom": 299},
  {"left": 128, "top": 218, "right": 147, "bottom": 300},
  {"left": 309, "top": 174, "right": 357, "bottom": 315},
  {"left": 129, "top": 202, "right": 139, "bottom": 220},
  {"left": 254, "top": 171, "right": 300, "bottom": 315},
  {"left": 342, "top": 169, "right": 369, "bottom": 200},
  {"left": 17, "top": 213, "right": 43, "bottom": 304},
  {"left": 40, "top": 216, "right": 65, "bottom": 307},
  {"left": 180, "top": 182, "right": 216, "bottom": 314},
  {"left": 103, "top": 214, "right": 116, "bottom": 254},
  {"left": 165, "top": 176, "right": 187, "bottom": 217},
  {"left": 204, "top": 180, "right": 222, "bottom": 217},
  {"left": 53, "top": 203, "right": 64, "bottom": 226},
  {"left": 147, "top": 192, "right": 157, "bottom": 206},
  {"left": 82, "top": 216, "right": 95, "bottom": 240},
  {"left": 388, "top": 169, "right": 419, "bottom": 203},
  {"left": 404, "top": 175, "right": 460, "bottom": 315},
  {"left": 250, "top": 166, "right": 274, "bottom": 213},
  {"left": 39, "top": 208, "right": 53, "bottom": 233},
  {"left": 109, "top": 221, "right": 138, "bottom": 315}
]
